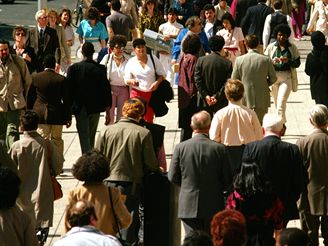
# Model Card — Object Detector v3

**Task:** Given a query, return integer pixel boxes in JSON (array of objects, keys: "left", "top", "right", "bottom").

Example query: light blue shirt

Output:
[{"left": 76, "top": 20, "right": 108, "bottom": 42}]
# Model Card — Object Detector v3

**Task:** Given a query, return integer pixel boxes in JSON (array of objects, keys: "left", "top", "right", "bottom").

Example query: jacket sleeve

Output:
[
  {"left": 267, "top": 57, "right": 277, "bottom": 86},
  {"left": 168, "top": 145, "right": 182, "bottom": 186},
  {"left": 143, "top": 132, "right": 160, "bottom": 173},
  {"left": 194, "top": 59, "right": 207, "bottom": 99}
]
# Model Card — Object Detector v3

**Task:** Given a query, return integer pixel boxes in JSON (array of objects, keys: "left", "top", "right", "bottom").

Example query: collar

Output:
[
  {"left": 193, "top": 132, "right": 209, "bottom": 138},
  {"left": 274, "top": 41, "right": 291, "bottom": 48},
  {"left": 38, "top": 25, "right": 45, "bottom": 32},
  {"left": 45, "top": 68, "right": 56, "bottom": 72},
  {"left": 228, "top": 100, "right": 242, "bottom": 106},
  {"left": 247, "top": 49, "right": 259, "bottom": 54}
]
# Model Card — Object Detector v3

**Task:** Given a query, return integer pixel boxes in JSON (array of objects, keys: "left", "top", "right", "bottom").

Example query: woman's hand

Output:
[
  {"left": 127, "top": 79, "right": 139, "bottom": 87},
  {"left": 22, "top": 53, "right": 31, "bottom": 62},
  {"left": 150, "top": 81, "right": 159, "bottom": 91}
]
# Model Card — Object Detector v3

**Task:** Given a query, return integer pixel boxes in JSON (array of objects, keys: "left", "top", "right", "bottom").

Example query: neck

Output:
[
  {"left": 264, "top": 130, "right": 281, "bottom": 138},
  {"left": 193, "top": 129, "right": 209, "bottom": 134},
  {"left": 15, "top": 42, "right": 24, "bottom": 49}
]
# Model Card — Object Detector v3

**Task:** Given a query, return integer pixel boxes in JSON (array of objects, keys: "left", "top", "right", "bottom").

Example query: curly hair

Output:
[
  {"left": 72, "top": 150, "right": 110, "bottom": 182},
  {"left": 122, "top": 98, "right": 145, "bottom": 119},
  {"left": 211, "top": 209, "right": 247, "bottom": 246},
  {"left": 109, "top": 35, "right": 127, "bottom": 49},
  {"left": 273, "top": 24, "right": 292, "bottom": 39}
]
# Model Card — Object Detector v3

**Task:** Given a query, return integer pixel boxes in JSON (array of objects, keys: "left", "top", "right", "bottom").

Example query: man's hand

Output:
[{"left": 55, "top": 63, "right": 61, "bottom": 73}]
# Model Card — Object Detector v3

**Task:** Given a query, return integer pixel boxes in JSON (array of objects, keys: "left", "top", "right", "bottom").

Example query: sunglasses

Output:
[
  {"left": 39, "top": 16, "right": 48, "bottom": 20},
  {"left": 15, "top": 32, "right": 25, "bottom": 36}
]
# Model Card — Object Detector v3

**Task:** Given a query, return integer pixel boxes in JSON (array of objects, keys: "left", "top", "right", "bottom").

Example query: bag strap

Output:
[
  {"left": 148, "top": 53, "right": 157, "bottom": 78},
  {"left": 108, "top": 188, "right": 124, "bottom": 240}
]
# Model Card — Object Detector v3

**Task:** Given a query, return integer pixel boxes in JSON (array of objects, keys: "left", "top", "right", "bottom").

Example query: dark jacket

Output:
[
  {"left": 66, "top": 59, "right": 112, "bottom": 115},
  {"left": 243, "top": 136, "right": 306, "bottom": 221},
  {"left": 234, "top": 0, "right": 257, "bottom": 27},
  {"left": 241, "top": 2, "right": 274, "bottom": 44},
  {"left": 27, "top": 69, "right": 71, "bottom": 125},
  {"left": 26, "top": 26, "right": 61, "bottom": 72},
  {"left": 149, "top": 80, "right": 173, "bottom": 117}
]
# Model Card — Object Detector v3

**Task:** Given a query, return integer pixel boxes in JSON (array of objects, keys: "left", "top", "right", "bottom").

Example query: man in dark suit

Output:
[
  {"left": 168, "top": 110, "right": 231, "bottom": 238},
  {"left": 243, "top": 113, "right": 306, "bottom": 227},
  {"left": 240, "top": 0, "right": 274, "bottom": 50},
  {"left": 296, "top": 104, "right": 328, "bottom": 246},
  {"left": 67, "top": 42, "right": 112, "bottom": 154},
  {"left": 232, "top": 0, "right": 257, "bottom": 27},
  {"left": 27, "top": 54, "right": 71, "bottom": 156},
  {"left": 26, "top": 9, "right": 60, "bottom": 72},
  {"left": 194, "top": 35, "right": 232, "bottom": 115}
]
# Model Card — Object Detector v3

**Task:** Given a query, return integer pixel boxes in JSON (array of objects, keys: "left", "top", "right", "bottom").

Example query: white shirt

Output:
[
  {"left": 308, "top": 0, "right": 328, "bottom": 39},
  {"left": 204, "top": 21, "right": 214, "bottom": 39},
  {"left": 124, "top": 54, "right": 166, "bottom": 92},
  {"left": 262, "top": 10, "right": 295, "bottom": 50},
  {"left": 53, "top": 226, "right": 122, "bottom": 246},
  {"left": 159, "top": 21, "right": 183, "bottom": 37},
  {"left": 101, "top": 54, "right": 129, "bottom": 86}
]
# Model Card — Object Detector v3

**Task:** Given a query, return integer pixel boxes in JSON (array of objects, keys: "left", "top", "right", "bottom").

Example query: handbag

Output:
[
  {"left": 108, "top": 188, "right": 131, "bottom": 246},
  {"left": 45, "top": 140, "right": 63, "bottom": 201}
]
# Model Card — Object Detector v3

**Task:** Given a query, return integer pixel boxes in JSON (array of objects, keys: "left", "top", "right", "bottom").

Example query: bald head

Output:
[{"left": 191, "top": 111, "right": 211, "bottom": 132}]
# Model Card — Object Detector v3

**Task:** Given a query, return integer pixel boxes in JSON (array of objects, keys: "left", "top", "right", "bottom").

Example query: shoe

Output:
[{"left": 294, "top": 37, "right": 300, "bottom": 41}]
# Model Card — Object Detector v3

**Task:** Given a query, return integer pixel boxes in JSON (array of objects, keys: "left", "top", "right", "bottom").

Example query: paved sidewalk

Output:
[{"left": 46, "top": 36, "right": 319, "bottom": 245}]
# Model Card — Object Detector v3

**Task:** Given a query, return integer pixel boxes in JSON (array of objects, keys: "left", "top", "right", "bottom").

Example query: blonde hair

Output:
[{"left": 35, "top": 9, "right": 47, "bottom": 21}]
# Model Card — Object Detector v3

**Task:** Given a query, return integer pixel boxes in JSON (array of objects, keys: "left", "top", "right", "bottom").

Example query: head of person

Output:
[
  {"left": 309, "top": 104, "right": 328, "bottom": 129},
  {"left": 182, "top": 230, "right": 213, "bottom": 246},
  {"left": 262, "top": 113, "right": 284, "bottom": 136},
  {"left": 20, "top": 110, "right": 39, "bottom": 131},
  {"left": 111, "top": 0, "right": 122, "bottom": 12},
  {"left": 221, "top": 13, "right": 235, "bottom": 31},
  {"left": 276, "top": 228, "right": 308, "bottom": 246},
  {"left": 233, "top": 162, "right": 269, "bottom": 197},
  {"left": 0, "top": 167, "right": 21, "bottom": 210},
  {"left": 245, "top": 35, "right": 259, "bottom": 49},
  {"left": 122, "top": 98, "right": 146, "bottom": 121},
  {"left": 203, "top": 4, "right": 216, "bottom": 23},
  {"left": 310, "top": 31, "right": 326, "bottom": 50},
  {"left": 72, "top": 150, "right": 110, "bottom": 183},
  {"left": 273, "top": 24, "right": 291, "bottom": 45},
  {"left": 179, "top": 0, "right": 187, "bottom": 5},
  {"left": 82, "top": 42, "right": 95, "bottom": 58},
  {"left": 35, "top": 9, "right": 48, "bottom": 28},
  {"left": 109, "top": 34, "right": 127, "bottom": 57},
  {"left": 211, "top": 209, "right": 247, "bottom": 246},
  {"left": 12, "top": 26, "right": 27, "bottom": 44},
  {"left": 59, "top": 8, "right": 72, "bottom": 26},
  {"left": 182, "top": 33, "right": 201, "bottom": 55},
  {"left": 132, "top": 38, "right": 146, "bottom": 58},
  {"left": 86, "top": 7, "right": 100, "bottom": 23},
  {"left": 219, "top": 0, "right": 227, "bottom": 9},
  {"left": 185, "top": 16, "right": 203, "bottom": 34},
  {"left": 144, "top": 0, "right": 156, "bottom": 13},
  {"left": 43, "top": 54, "right": 56, "bottom": 69},
  {"left": 0, "top": 40, "right": 10, "bottom": 62},
  {"left": 48, "top": 9, "right": 59, "bottom": 26},
  {"left": 273, "top": 0, "right": 283, "bottom": 10},
  {"left": 209, "top": 35, "right": 225, "bottom": 52},
  {"left": 65, "top": 199, "right": 98, "bottom": 232},
  {"left": 167, "top": 8, "right": 178, "bottom": 23},
  {"left": 224, "top": 79, "right": 244, "bottom": 102},
  {"left": 190, "top": 110, "right": 212, "bottom": 133}
]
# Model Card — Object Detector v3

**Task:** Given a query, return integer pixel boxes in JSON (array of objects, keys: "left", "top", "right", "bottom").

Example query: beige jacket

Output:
[
  {"left": 0, "top": 54, "right": 32, "bottom": 112},
  {"left": 68, "top": 184, "right": 132, "bottom": 235},
  {"left": 9, "top": 131, "right": 64, "bottom": 227}
]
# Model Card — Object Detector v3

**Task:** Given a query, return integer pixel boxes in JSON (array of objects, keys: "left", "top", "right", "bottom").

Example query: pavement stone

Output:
[{"left": 45, "top": 36, "right": 323, "bottom": 245}]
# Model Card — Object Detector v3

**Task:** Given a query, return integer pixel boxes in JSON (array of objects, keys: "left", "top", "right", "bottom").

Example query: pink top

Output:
[{"left": 209, "top": 101, "right": 263, "bottom": 146}]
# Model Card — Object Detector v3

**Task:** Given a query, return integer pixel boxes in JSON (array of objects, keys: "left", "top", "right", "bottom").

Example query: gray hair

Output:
[
  {"left": 191, "top": 111, "right": 211, "bottom": 130},
  {"left": 262, "top": 113, "right": 284, "bottom": 133},
  {"left": 309, "top": 104, "right": 328, "bottom": 127},
  {"left": 35, "top": 9, "right": 47, "bottom": 21}
]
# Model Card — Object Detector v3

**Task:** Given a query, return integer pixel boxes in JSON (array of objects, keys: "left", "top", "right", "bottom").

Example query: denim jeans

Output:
[{"left": 75, "top": 107, "right": 100, "bottom": 154}]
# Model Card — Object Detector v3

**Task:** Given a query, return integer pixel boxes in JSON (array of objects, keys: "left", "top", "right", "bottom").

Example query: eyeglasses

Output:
[
  {"left": 38, "top": 16, "right": 48, "bottom": 20},
  {"left": 114, "top": 46, "right": 125, "bottom": 50},
  {"left": 15, "top": 32, "right": 25, "bottom": 36}
]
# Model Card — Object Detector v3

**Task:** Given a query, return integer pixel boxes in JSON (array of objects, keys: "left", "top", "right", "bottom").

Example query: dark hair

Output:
[
  {"left": 87, "top": 7, "right": 100, "bottom": 21},
  {"left": 221, "top": 13, "right": 236, "bottom": 29},
  {"left": 167, "top": 7, "right": 178, "bottom": 15},
  {"left": 132, "top": 38, "right": 146, "bottom": 48},
  {"left": 0, "top": 167, "right": 21, "bottom": 209},
  {"left": 65, "top": 200, "right": 98, "bottom": 230},
  {"left": 59, "top": 8, "right": 72, "bottom": 25},
  {"left": 209, "top": 35, "right": 225, "bottom": 52},
  {"left": 233, "top": 162, "right": 269, "bottom": 198},
  {"left": 82, "top": 42, "right": 95, "bottom": 57},
  {"left": 43, "top": 54, "right": 56, "bottom": 69},
  {"left": 245, "top": 35, "right": 259, "bottom": 49},
  {"left": 311, "top": 31, "right": 326, "bottom": 48},
  {"left": 109, "top": 34, "right": 127, "bottom": 48},
  {"left": 72, "top": 150, "right": 110, "bottom": 182},
  {"left": 111, "top": 0, "right": 122, "bottom": 11},
  {"left": 211, "top": 209, "right": 247, "bottom": 246},
  {"left": 279, "top": 228, "right": 308, "bottom": 246},
  {"left": 12, "top": 26, "right": 27, "bottom": 40},
  {"left": 0, "top": 39, "right": 10, "bottom": 47},
  {"left": 273, "top": 0, "right": 283, "bottom": 9},
  {"left": 182, "top": 33, "right": 201, "bottom": 55},
  {"left": 20, "top": 110, "right": 39, "bottom": 131},
  {"left": 273, "top": 24, "right": 292, "bottom": 39},
  {"left": 183, "top": 230, "right": 213, "bottom": 246},
  {"left": 203, "top": 4, "right": 215, "bottom": 12}
]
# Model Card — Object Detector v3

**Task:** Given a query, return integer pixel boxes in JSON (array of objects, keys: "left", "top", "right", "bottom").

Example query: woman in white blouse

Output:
[
  {"left": 100, "top": 35, "right": 129, "bottom": 124},
  {"left": 216, "top": 12, "right": 245, "bottom": 65},
  {"left": 124, "top": 38, "right": 165, "bottom": 123},
  {"left": 307, "top": 0, "right": 328, "bottom": 43}
]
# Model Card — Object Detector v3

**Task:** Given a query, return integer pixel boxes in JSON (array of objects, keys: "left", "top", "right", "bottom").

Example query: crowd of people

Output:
[{"left": 1, "top": 0, "right": 328, "bottom": 245}]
